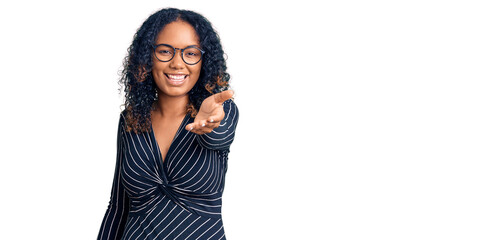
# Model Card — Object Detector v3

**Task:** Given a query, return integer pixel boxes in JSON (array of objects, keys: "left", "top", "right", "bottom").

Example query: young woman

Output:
[{"left": 98, "top": 8, "right": 238, "bottom": 240}]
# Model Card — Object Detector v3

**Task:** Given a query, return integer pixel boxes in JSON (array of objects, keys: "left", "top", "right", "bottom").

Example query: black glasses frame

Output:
[{"left": 153, "top": 44, "right": 205, "bottom": 65}]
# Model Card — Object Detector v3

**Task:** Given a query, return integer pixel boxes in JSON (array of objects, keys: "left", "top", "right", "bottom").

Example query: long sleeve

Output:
[
  {"left": 196, "top": 99, "right": 239, "bottom": 150},
  {"left": 97, "top": 114, "right": 130, "bottom": 240}
]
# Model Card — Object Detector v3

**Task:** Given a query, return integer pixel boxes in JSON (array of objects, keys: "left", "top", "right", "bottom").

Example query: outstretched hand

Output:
[{"left": 185, "top": 90, "right": 234, "bottom": 135}]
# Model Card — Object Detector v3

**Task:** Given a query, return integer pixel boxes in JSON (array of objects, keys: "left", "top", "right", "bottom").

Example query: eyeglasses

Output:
[{"left": 153, "top": 44, "right": 205, "bottom": 65}]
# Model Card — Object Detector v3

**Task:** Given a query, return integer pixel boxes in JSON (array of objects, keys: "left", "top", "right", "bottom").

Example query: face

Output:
[{"left": 152, "top": 20, "right": 202, "bottom": 99}]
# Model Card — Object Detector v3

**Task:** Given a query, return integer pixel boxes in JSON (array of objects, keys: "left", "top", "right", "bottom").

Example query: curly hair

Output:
[{"left": 120, "top": 8, "right": 230, "bottom": 133}]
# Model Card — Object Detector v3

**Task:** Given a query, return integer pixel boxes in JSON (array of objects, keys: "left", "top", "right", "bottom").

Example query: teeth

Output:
[{"left": 167, "top": 74, "right": 186, "bottom": 80}]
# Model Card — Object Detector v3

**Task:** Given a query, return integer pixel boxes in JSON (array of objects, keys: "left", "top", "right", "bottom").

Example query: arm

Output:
[
  {"left": 185, "top": 90, "right": 239, "bottom": 150},
  {"left": 196, "top": 99, "right": 239, "bottom": 150},
  {"left": 97, "top": 114, "right": 130, "bottom": 240}
]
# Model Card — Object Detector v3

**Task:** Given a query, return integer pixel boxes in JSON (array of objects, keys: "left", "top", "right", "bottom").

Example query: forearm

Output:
[
  {"left": 97, "top": 114, "right": 130, "bottom": 240},
  {"left": 196, "top": 99, "right": 239, "bottom": 150}
]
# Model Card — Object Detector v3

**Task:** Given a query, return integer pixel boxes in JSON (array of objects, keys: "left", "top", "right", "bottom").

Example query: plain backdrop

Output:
[{"left": 1, "top": 0, "right": 502, "bottom": 239}]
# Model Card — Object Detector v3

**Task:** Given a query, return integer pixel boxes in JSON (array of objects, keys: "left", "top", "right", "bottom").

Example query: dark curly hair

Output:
[{"left": 120, "top": 8, "right": 230, "bottom": 133}]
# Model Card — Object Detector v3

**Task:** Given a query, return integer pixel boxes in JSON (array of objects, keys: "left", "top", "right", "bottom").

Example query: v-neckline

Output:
[{"left": 151, "top": 113, "right": 190, "bottom": 164}]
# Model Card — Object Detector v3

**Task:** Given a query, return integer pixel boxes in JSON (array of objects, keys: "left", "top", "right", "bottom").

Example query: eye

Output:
[
  {"left": 184, "top": 48, "right": 201, "bottom": 58},
  {"left": 155, "top": 45, "right": 174, "bottom": 56},
  {"left": 158, "top": 49, "right": 172, "bottom": 55}
]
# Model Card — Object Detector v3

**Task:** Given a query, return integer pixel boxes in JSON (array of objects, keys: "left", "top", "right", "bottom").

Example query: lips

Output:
[{"left": 165, "top": 73, "right": 188, "bottom": 86}]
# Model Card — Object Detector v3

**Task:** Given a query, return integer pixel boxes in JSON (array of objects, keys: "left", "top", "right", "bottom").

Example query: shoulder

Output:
[
  {"left": 120, "top": 109, "right": 127, "bottom": 118},
  {"left": 119, "top": 110, "right": 127, "bottom": 124},
  {"left": 117, "top": 110, "right": 128, "bottom": 133}
]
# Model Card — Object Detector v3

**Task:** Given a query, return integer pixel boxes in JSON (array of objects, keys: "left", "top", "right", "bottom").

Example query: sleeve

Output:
[
  {"left": 97, "top": 114, "right": 130, "bottom": 240},
  {"left": 196, "top": 99, "right": 239, "bottom": 150}
]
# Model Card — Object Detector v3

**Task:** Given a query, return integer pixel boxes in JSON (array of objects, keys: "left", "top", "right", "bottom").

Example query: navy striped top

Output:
[{"left": 98, "top": 99, "right": 239, "bottom": 240}]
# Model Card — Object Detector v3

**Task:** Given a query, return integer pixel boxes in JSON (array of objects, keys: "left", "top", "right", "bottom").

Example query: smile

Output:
[
  {"left": 165, "top": 73, "right": 188, "bottom": 85},
  {"left": 167, "top": 74, "right": 187, "bottom": 80}
]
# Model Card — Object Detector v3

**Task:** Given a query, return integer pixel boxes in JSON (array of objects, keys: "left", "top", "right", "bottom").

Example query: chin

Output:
[{"left": 160, "top": 87, "right": 192, "bottom": 98}]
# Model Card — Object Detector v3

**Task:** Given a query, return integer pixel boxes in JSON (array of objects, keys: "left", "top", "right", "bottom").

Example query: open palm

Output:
[{"left": 185, "top": 90, "right": 234, "bottom": 135}]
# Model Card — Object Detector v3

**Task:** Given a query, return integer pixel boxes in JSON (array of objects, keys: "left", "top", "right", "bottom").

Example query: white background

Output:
[{"left": 1, "top": 0, "right": 502, "bottom": 239}]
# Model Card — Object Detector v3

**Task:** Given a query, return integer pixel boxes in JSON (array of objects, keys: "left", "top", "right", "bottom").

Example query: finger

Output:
[
  {"left": 192, "top": 125, "right": 212, "bottom": 135},
  {"left": 200, "top": 120, "right": 208, "bottom": 128},
  {"left": 208, "top": 111, "right": 225, "bottom": 123},
  {"left": 204, "top": 121, "right": 220, "bottom": 130},
  {"left": 213, "top": 90, "right": 234, "bottom": 104},
  {"left": 187, "top": 123, "right": 204, "bottom": 134},
  {"left": 191, "top": 120, "right": 209, "bottom": 131},
  {"left": 185, "top": 123, "right": 195, "bottom": 131},
  {"left": 186, "top": 122, "right": 206, "bottom": 132},
  {"left": 197, "top": 123, "right": 219, "bottom": 133},
  {"left": 192, "top": 128, "right": 205, "bottom": 135},
  {"left": 199, "top": 121, "right": 217, "bottom": 132}
]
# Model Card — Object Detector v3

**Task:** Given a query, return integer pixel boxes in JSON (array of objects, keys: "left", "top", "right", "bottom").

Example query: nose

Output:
[{"left": 169, "top": 50, "right": 185, "bottom": 69}]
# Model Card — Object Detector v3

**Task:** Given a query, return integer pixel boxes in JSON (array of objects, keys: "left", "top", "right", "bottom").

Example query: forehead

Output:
[{"left": 156, "top": 20, "right": 200, "bottom": 47}]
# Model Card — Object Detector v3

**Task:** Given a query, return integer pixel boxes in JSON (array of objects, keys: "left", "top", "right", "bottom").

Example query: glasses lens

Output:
[
  {"left": 183, "top": 47, "right": 203, "bottom": 64},
  {"left": 155, "top": 45, "right": 175, "bottom": 62}
]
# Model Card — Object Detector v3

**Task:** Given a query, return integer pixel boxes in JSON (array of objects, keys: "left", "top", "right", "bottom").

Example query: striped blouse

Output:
[{"left": 98, "top": 99, "right": 239, "bottom": 240}]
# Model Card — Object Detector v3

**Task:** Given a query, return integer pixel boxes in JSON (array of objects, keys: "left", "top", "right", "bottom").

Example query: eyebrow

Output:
[{"left": 156, "top": 43, "right": 201, "bottom": 48}]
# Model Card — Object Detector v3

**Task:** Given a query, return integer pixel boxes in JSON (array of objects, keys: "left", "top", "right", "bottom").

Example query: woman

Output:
[{"left": 98, "top": 8, "right": 238, "bottom": 240}]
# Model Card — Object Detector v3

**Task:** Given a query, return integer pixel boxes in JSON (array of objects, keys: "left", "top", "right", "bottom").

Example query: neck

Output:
[{"left": 153, "top": 92, "right": 189, "bottom": 118}]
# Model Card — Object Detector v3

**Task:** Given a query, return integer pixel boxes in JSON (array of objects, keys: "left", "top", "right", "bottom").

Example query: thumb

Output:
[{"left": 213, "top": 90, "right": 234, "bottom": 104}]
